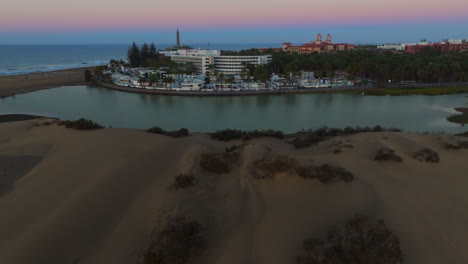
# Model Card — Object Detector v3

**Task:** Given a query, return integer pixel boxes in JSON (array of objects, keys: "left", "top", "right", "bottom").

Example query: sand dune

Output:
[
  {"left": 0, "top": 119, "right": 467, "bottom": 264},
  {"left": 0, "top": 68, "right": 93, "bottom": 98}
]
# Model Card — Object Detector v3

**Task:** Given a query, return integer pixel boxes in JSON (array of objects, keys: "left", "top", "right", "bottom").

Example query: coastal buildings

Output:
[
  {"left": 280, "top": 34, "right": 355, "bottom": 54},
  {"left": 213, "top": 55, "right": 271, "bottom": 75},
  {"left": 404, "top": 40, "right": 468, "bottom": 54},
  {"left": 166, "top": 49, "right": 271, "bottom": 75}
]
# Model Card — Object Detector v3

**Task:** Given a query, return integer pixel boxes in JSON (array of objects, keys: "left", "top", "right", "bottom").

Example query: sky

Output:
[{"left": 1, "top": 0, "right": 468, "bottom": 44}]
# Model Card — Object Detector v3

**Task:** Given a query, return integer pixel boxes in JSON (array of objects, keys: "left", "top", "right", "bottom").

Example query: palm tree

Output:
[
  {"left": 138, "top": 77, "right": 147, "bottom": 88},
  {"left": 149, "top": 74, "right": 159, "bottom": 89},
  {"left": 207, "top": 64, "right": 215, "bottom": 75},
  {"left": 225, "top": 76, "right": 235, "bottom": 91},
  {"left": 163, "top": 77, "right": 175, "bottom": 90}
]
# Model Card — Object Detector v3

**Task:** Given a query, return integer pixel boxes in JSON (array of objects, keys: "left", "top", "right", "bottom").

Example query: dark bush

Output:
[
  {"left": 374, "top": 148, "right": 403, "bottom": 162},
  {"left": 413, "top": 148, "right": 440, "bottom": 163},
  {"left": 251, "top": 155, "right": 297, "bottom": 179},
  {"left": 211, "top": 129, "right": 284, "bottom": 141},
  {"left": 210, "top": 129, "right": 243, "bottom": 141},
  {"left": 199, "top": 153, "right": 230, "bottom": 174},
  {"left": 174, "top": 174, "right": 196, "bottom": 190},
  {"left": 225, "top": 145, "right": 241, "bottom": 153},
  {"left": 59, "top": 118, "right": 104, "bottom": 130},
  {"left": 145, "top": 217, "right": 205, "bottom": 264},
  {"left": 297, "top": 214, "right": 403, "bottom": 264},
  {"left": 296, "top": 164, "right": 354, "bottom": 183},
  {"left": 147, "top": 127, "right": 189, "bottom": 138},
  {"left": 444, "top": 141, "right": 468, "bottom": 150},
  {"left": 290, "top": 126, "right": 401, "bottom": 148}
]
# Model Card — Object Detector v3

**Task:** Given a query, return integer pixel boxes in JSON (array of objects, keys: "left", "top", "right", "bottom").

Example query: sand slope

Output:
[
  {"left": 0, "top": 120, "right": 467, "bottom": 264},
  {"left": 0, "top": 68, "right": 92, "bottom": 98}
]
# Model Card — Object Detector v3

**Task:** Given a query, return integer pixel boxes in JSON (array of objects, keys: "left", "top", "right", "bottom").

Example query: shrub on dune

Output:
[
  {"left": 59, "top": 118, "right": 104, "bottom": 130},
  {"left": 413, "top": 148, "right": 440, "bottom": 163},
  {"left": 296, "top": 164, "right": 354, "bottom": 183},
  {"left": 374, "top": 148, "right": 403, "bottom": 162},
  {"left": 290, "top": 126, "right": 401, "bottom": 149},
  {"left": 146, "top": 127, "right": 189, "bottom": 138},
  {"left": 199, "top": 153, "right": 230, "bottom": 174},
  {"left": 174, "top": 174, "right": 196, "bottom": 190},
  {"left": 211, "top": 129, "right": 284, "bottom": 141},
  {"left": 145, "top": 217, "right": 205, "bottom": 264},
  {"left": 297, "top": 214, "right": 403, "bottom": 264},
  {"left": 251, "top": 155, "right": 297, "bottom": 179}
]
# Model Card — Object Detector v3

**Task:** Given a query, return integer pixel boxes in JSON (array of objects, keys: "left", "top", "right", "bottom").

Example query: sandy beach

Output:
[
  {"left": 0, "top": 67, "right": 94, "bottom": 98},
  {"left": 0, "top": 118, "right": 467, "bottom": 263}
]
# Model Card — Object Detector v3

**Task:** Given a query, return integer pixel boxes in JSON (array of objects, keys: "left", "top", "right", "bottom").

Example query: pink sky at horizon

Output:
[{"left": 2, "top": 0, "right": 468, "bottom": 31}]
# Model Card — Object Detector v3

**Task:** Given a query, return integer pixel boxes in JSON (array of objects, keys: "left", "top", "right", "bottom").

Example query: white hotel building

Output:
[{"left": 162, "top": 49, "right": 272, "bottom": 75}]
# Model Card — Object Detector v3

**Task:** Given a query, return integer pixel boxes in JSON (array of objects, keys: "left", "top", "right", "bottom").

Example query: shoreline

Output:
[
  {"left": 1, "top": 66, "right": 467, "bottom": 98},
  {"left": 0, "top": 66, "right": 96, "bottom": 98},
  {"left": 93, "top": 79, "right": 468, "bottom": 97}
]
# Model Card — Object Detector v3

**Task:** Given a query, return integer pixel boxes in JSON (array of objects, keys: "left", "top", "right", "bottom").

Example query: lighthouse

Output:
[{"left": 176, "top": 29, "right": 181, "bottom": 48}]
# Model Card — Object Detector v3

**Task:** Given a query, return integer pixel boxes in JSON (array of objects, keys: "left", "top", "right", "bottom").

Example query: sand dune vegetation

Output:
[{"left": 1, "top": 118, "right": 468, "bottom": 264}]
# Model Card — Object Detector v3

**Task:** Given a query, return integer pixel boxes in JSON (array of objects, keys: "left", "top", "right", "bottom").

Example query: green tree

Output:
[
  {"left": 149, "top": 43, "right": 158, "bottom": 60},
  {"left": 254, "top": 65, "right": 270, "bottom": 82},
  {"left": 138, "top": 77, "right": 147, "bottom": 88},
  {"left": 84, "top": 69, "right": 92, "bottom": 81},
  {"left": 163, "top": 76, "right": 175, "bottom": 90},
  {"left": 140, "top": 43, "right": 150, "bottom": 67},
  {"left": 127, "top": 42, "right": 141, "bottom": 67}
]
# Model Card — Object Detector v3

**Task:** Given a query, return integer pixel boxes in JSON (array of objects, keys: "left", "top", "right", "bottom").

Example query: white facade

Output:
[
  {"left": 170, "top": 55, "right": 213, "bottom": 75},
  {"left": 213, "top": 55, "right": 272, "bottom": 75},
  {"left": 168, "top": 49, "right": 272, "bottom": 76},
  {"left": 377, "top": 44, "right": 405, "bottom": 51}
]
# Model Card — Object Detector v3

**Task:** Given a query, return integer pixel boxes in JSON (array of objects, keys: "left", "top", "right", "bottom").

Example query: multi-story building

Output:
[
  {"left": 168, "top": 49, "right": 271, "bottom": 75},
  {"left": 213, "top": 55, "right": 271, "bottom": 75},
  {"left": 280, "top": 34, "right": 355, "bottom": 54},
  {"left": 404, "top": 40, "right": 468, "bottom": 54}
]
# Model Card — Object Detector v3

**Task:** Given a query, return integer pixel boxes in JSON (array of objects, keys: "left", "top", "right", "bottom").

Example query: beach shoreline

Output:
[{"left": 0, "top": 67, "right": 95, "bottom": 98}]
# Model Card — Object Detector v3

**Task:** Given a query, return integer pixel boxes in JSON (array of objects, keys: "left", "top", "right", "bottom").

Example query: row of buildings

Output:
[
  {"left": 107, "top": 67, "right": 355, "bottom": 92},
  {"left": 259, "top": 34, "right": 356, "bottom": 54},
  {"left": 160, "top": 49, "right": 272, "bottom": 75},
  {"left": 377, "top": 39, "right": 468, "bottom": 54}
]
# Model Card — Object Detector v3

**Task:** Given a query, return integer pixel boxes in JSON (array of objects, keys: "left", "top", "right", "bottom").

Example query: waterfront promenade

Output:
[{"left": 93, "top": 79, "right": 468, "bottom": 97}]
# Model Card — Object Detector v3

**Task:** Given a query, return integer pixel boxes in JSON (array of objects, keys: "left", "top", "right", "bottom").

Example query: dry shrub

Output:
[
  {"left": 297, "top": 214, "right": 403, "bottom": 264},
  {"left": 199, "top": 153, "right": 230, "bottom": 174},
  {"left": 59, "top": 118, "right": 104, "bottom": 130},
  {"left": 145, "top": 217, "right": 205, "bottom": 264},
  {"left": 444, "top": 141, "right": 468, "bottom": 150},
  {"left": 147, "top": 127, "right": 189, "bottom": 138},
  {"left": 374, "top": 148, "right": 403, "bottom": 162},
  {"left": 413, "top": 148, "right": 440, "bottom": 163},
  {"left": 251, "top": 155, "right": 297, "bottom": 179},
  {"left": 296, "top": 164, "right": 354, "bottom": 183},
  {"left": 174, "top": 174, "right": 196, "bottom": 190}
]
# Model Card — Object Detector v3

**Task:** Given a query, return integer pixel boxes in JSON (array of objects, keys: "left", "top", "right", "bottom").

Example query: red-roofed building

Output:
[
  {"left": 281, "top": 34, "right": 355, "bottom": 54},
  {"left": 404, "top": 42, "right": 468, "bottom": 54}
]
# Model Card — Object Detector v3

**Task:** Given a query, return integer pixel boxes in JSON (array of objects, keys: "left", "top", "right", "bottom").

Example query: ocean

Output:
[{"left": 0, "top": 44, "right": 277, "bottom": 77}]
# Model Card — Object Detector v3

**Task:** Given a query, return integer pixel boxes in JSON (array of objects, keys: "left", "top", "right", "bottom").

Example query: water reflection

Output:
[{"left": 0, "top": 85, "right": 466, "bottom": 134}]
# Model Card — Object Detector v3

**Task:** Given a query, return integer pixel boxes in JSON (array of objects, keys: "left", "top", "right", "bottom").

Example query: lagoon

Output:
[{"left": 0, "top": 85, "right": 466, "bottom": 133}]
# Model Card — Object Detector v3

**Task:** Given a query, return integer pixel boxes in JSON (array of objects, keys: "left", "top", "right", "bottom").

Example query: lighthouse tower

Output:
[
  {"left": 315, "top": 33, "right": 322, "bottom": 45},
  {"left": 176, "top": 29, "right": 181, "bottom": 48}
]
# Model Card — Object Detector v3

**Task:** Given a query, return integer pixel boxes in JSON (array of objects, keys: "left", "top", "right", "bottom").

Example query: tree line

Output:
[
  {"left": 127, "top": 42, "right": 160, "bottom": 67},
  {"left": 223, "top": 47, "right": 468, "bottom": 84}
]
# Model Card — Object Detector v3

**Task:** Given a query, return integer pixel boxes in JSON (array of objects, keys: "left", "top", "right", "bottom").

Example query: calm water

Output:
[
  {"left": 0, "top": 85, "right": 466, "bottom": 133},
  {"left": 0, "top": 44, "right": 277, "bottom": 76}
]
